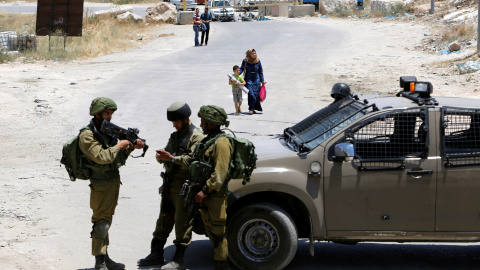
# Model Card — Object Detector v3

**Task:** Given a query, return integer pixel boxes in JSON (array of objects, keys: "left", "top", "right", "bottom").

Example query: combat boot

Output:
[
  {"left": 214, "top": 260, "right": 230, "bottom": 270},
  {"left": 94, "top": 255, "right": 107, "bottom": 270},
  {"left": 137, "top": 238, "right": 166, "bottom": 266},
  {"left": 105, "top": 252, "right": 125, "bottom": 270},
  {"left": 161, "top": 245, "right": 187, "bottom": 270}
]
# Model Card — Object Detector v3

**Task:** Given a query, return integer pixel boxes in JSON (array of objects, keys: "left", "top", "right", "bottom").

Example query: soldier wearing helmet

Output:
[
  {"left": 138, "top": 102, "right": 204, "bottom": 269},
  {"left": 78, "top": 97, "right": 145, "bottom": 270},
  {"left": 331, "top": 82, "right": 352, "bottom": 102},
  {"left": 192, "top": 105, "right": 233, "bottom": 270}
]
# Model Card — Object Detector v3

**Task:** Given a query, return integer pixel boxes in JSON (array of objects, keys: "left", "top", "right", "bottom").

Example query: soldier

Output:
[
  {"left": 79, "top": 97, "right": 145, "bottom": 270},
  {"left": 331, "top": 82, "right": 352, "bottom": 102},
  {"left": 138, "top": 102, "right": 204, "bottom": 270},
  {"left": 193, "top": 105, "right": 233, "bottom": 270}
]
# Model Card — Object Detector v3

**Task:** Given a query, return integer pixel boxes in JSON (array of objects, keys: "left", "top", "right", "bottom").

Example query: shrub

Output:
[
  {"left": 441, "top": 23, "right": 476, "bottom": 44},
  {"left": 332, "top": 5, "right": 353, "bottom": 17},
  {"left": 0, "top": 12, "right": 157, "bottom": 62}
]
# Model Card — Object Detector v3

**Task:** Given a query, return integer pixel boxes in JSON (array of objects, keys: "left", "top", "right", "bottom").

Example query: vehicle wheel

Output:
[{"left": 227, "top": 203, "right": 298, "bottom": 270}]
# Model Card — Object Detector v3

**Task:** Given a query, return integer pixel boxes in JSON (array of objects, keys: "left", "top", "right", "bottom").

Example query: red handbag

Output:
[{"left": 259, "top": 85, "right": 266, "bottom": 102}]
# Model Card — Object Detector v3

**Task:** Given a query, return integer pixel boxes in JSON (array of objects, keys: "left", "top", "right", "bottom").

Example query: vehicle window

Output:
[
  {"left": 212, "top": 1, "right": 232, "bottom": 6},
  {"left": 347, "top": 109, "right": 428, "bottom": 161},
  {"left": 441, "top": 107, "right": 480, "bottom": 167},
  {"left": 282, "top": 97, "right": 373, "bottom": 155}
]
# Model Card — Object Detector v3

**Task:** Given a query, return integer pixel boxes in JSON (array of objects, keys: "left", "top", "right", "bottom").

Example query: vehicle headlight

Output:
[{"left": 310, "top": 161, "right": 321, "bottom": 173}]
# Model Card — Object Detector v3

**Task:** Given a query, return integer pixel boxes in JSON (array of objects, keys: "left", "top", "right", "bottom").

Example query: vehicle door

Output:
[
  {"left": 323, "top": 108, "right": 437, "bottom": 232},
  {"left": 436, "top": 107, "right": 480, "bottom": 231}
]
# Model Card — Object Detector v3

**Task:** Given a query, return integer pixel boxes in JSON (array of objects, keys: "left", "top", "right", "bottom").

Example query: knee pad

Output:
[{"left": 93, "top": 220, "right": 110, "bottom": 239}]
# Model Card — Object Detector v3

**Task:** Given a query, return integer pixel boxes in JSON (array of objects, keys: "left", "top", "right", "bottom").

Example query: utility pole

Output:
[{"left": 430, "top": 0, "right": 434, "bottom": 15}]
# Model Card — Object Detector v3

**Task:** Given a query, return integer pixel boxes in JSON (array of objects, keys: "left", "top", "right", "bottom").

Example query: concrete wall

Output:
[
  {"left": 177, "top": 11, "right": 194, "bottom": 25},
  {"left": 288, "top": 4, "right": 315, "bottom": 17},
  {"left": 271, "top": 5, "right": 290, "bottom": 17},
  {"left": 258, "top": 6, "right": 273, "bottom": 17}
]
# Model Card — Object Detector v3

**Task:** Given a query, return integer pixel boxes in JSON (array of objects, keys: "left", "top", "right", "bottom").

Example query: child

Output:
[{"left": 229, "top": 65, "right": 246, "bottom": 115}]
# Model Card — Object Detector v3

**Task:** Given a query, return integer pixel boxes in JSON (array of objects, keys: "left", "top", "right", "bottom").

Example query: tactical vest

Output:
[
  {"left": 82, "top": 121, "right": 127, "bottom": 181},
  {"left": 192, "top": 132, "right": 231, "bottom": 194},
  {"left": 164, "top": 124, "right": 196, "bottom": 175}
]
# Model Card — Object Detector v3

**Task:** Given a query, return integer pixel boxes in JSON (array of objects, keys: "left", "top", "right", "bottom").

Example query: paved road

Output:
[
  {"left": 104, "top": 19, "right": 346, "bottom": 143},
  {"left": 90, "top": 20, "right": 480, "bottom": 269}
]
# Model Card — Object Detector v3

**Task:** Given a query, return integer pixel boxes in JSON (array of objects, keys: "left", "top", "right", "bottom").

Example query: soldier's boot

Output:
[
  {"left": 161, "top": 245, "right": 187, "bottom": 270},
  {"left": 137, "top": 238, "right": 166, "bottom": 266},
  {"left": 94, "top": 255, "right": 108, "bottom": 270},
  {"left": 214, "top": 260, "right": 230, "bottom": 270},
  {"left": 105, "top": 252, "right": 125, "bottom": 270}
]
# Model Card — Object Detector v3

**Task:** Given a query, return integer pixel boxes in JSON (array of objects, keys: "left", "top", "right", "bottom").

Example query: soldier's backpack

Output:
[
  {"left": 60, "top": 127, "right": 91, "bottom": 181},
  {"left": 222, "top": 132, "right": 257, "bottom": 185}
]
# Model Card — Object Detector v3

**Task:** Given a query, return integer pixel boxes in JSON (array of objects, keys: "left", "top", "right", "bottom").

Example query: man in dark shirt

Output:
[{"left": 200, "top": 7, "right": 212, "bottom": 46}]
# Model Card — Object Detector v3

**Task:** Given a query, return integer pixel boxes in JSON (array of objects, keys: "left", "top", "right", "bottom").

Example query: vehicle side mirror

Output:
[{"left": 334, "top": 142, "right": 355, "bottom": 161}]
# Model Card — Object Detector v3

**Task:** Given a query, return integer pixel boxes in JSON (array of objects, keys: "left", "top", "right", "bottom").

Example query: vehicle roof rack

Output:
[{"left": 396, "top": 76, "right": 438, "bottom": 106}]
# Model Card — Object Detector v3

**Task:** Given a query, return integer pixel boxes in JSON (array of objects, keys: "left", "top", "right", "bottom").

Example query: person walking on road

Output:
[
  {"left": 193, "top": 8, "right": 202, "bottom": 46},
  {"left": 192, "top": 105, "right": 233, "bottom": 270},
  {"left": 240, "top": 48, "right": 266, "bottom": 115},
  {"left": 200, "top": 7, "right": 212, "bottom": 46},
  {"left": 79, "top": 97, "right": 145, "bottom": 270},
  {"left": 228, "top": 65, "right": 246, "bottom": 115},
  {"left": 137, "top": 102, "right": 204, "bottom": 270}
]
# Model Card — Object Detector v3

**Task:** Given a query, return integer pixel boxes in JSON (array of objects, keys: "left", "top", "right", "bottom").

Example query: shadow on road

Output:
[{"left": 286, "top": 240, "right": 480, "bottom": 269}]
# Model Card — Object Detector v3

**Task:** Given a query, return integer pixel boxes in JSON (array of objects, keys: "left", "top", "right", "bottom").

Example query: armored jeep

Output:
[{"left": 225, "top": 76, "right": 480, "bottom": 270}]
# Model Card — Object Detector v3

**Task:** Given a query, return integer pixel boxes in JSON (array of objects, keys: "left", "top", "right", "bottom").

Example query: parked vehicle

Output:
[
  {"left": 206, "top": 0, "right": 235, "bottom": 21},
  {"left": 231, "top": 0, "right": 257, "bottom": 11},
  {"left": 169, "top": 0, "right": 197, "bottom": 10},
  {"left": 224, "top": 76, "right": 480, "bottom": 269}
]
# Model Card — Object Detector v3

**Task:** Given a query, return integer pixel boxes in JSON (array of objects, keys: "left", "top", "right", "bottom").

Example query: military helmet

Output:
[
  {"left": 89, "top": 97, "right": 117, "bottom": 116},
  {"left": 198, "top": 105, "right": 229, "bottom": 127},
  {"left": 167, "top": 102, "right": 191, "bottom": 121},
  {"left": 330, "top": 83, "right": 351, "bottom": 98}
]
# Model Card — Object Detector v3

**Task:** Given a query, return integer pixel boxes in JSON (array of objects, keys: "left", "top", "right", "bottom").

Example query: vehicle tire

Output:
[{"left": 227, "top": 203, "right": 298, "bottom": 270}]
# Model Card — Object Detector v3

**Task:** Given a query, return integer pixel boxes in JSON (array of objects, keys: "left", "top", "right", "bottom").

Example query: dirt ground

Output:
[{"left": 1, "top": 13, "right": 479, "bottom": 270}]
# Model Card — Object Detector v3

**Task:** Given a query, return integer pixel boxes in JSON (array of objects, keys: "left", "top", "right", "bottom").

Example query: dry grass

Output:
[
  {"left": 85, "top": 0, "right": 159, "bottom": 3},
  {"left": 0, "top": 13, "right": 36, "bottom": 33},
  {"left": 439, "top": 23, "right": 477, "bottom": 44},
  {"left": 1, "top": 12, "right": 164, "bottom": 62},
  {"left": 1, "top": 0, "right": 37, "bottom": 2}
]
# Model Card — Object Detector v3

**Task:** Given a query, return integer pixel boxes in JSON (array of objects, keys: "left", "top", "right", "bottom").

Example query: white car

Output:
[
  {"left": 169, "top": 0, "right": 197, "bottom": 11},
  {"left": 206, "top": 0, "right": 235, "bottom": 21}
]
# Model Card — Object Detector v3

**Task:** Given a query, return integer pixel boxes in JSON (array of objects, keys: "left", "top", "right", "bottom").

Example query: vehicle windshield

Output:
[
  {"left": 282, "top": 97, "right": 373, "bottom": 154},
  {"left": 212, "top": 1, "right": 232, "bottom": 6}
]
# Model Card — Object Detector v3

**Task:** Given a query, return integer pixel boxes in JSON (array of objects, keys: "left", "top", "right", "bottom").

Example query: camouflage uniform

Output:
[
  {"left": 79, "top": 124, "right": 131, "bottom": 256},
  {"left": 79, "top": 97, "right": 139, "bottom": 270},
  {"left": 154, "top": 123, "right": 203, "bottom": 245},
  {"left": 196, "top": 134, "right": 232, "bottom": 261},
  {"left": 138, "top": 102, "right": 202, "bottom": 270},
  {"left": 194, "top": 105, "right": 232, "bottom": 268}
]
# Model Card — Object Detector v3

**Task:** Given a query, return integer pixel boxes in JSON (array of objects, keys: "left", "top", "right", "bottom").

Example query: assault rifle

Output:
[
  {"left": 100, "top": 120, "right": 149, "bottom": 158},
  {"left": 181, "top": 161, "right": 213, "bottom": 226}
]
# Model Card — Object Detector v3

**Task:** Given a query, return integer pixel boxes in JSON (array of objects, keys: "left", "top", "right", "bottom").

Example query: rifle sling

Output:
[{"left": 178, "top": 124, "right": 197, "bottom": 156}]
